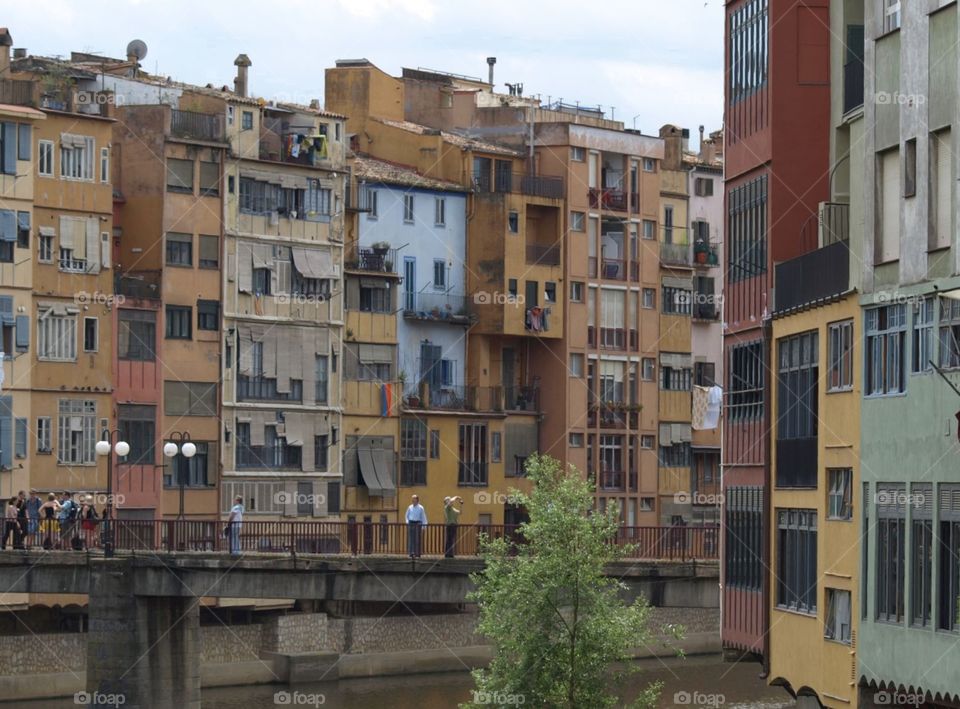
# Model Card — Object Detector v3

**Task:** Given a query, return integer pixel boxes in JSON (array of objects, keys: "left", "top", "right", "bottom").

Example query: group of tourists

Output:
[
  {"left": 1, "top": 490, "right": 103, "bottom": 551},
  {"left": 404, "top": 494, "right": 463, "bottom": 558}
]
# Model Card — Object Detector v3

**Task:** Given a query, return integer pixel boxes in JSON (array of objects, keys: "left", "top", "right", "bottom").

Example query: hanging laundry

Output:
[
  {"left": 381, "top": 382, "right": 393, "bottom": 417},
  {"left": 703, "top": 385, "right": 722, "bottom": 429},
  {"left": 290, "top": 136, "right": 301, "bottom": 158},
  {"left": 254, "top": 294, "right": 264, "bottom": 316},
  {"left": 526, "top": 307, "right": 543, "bottom": 332},
  {"left": 692, "top": 386, "right": 710, "bottom": 429}
]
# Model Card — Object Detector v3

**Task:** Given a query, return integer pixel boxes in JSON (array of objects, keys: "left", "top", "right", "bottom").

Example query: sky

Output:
[{"left": 7, "top": 0, "right": 724, "bottom": 147}]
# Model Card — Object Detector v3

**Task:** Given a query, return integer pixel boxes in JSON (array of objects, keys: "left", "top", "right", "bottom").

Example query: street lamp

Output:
[
  {"left": 95, "top": 430, "right": 129, "bottom": 558},
  {"left": 163, "top": 432, "right": 197, "bottom": 520}
]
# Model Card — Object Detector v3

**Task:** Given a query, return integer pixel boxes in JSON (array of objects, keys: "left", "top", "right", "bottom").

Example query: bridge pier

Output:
[{"left": 86, "top": 562, "right": 200, "bottom": 709}]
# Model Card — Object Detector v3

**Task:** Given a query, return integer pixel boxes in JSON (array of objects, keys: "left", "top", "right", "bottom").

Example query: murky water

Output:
[{"left": 6, "top": 654, "right": 794, "bottom": 708}]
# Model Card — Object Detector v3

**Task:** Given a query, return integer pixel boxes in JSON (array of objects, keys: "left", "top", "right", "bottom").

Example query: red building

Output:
[{"left": 721, "top": 0, "right": 831, "bottom": 659}]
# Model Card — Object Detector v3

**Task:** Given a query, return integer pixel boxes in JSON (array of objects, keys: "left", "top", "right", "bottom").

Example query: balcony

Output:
[
  {"left": 503, "top": 385, "right": 538, "bottom": 413},
  {"left": 588, "top": 257, "right": 627, "bottom": 281},
  {"left": 237, "top": 375, "right": 304, "bottom": 402},
  {"left": 526, "top": 243, "right": 561, "bottom": 266},
  {"left": 402, "top": 292, "right": 471, "bottom": 324},
  {"left": 775, "top": 437, "right": 817, "bottom": 488},
  {"left": 475, "top": 172, "right": 564, "bottom": 199},
  {"left": 660, "top": 242, "right": 692, "bottom": 267},
  {"left": 599, "top": 470, "right": 625, "bottom": 492},
  {"left": 115, "top": 270, "right": 162, "bottom": 301},
  {"left": 259, "top": 117, "right": 328, "bottom": 167},
  {"left": 843, "top": 59, "right": 864, "bottom": 114},
  {"left": 170, "top": 109, "right": 225, "bottom": 143},
  {"left": 587, "top": 405, "right": 639, "bottom": 429},
  {"left": 407, "top": 385, "right": 500, "bottom": 412},
  {"left": 588, "top": 188, "right": 629, "bottom": 212},
  {"left": 345, "top": 186, "right": 374, "bottom": 212},
  {"left": 774, "top": 239, "right": 850, "bottom": 314},
  {"left": 693, "top": 241, "right": 720, "bottom": 267},
  {"left": 0, "top": 79, "right": 35, "bottom": 106},
  {"left": 345, "top": 247, "right": 398, "bottom": 274},
  {"left": 236, "top": 444, "right": 302, "bottom": 471}
]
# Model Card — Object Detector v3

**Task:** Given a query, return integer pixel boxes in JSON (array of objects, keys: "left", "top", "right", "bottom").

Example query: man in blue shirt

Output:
[
  {"left": 405, "top": 494, "right": 427, "bottom": 558},
  {"left": 227, "top": 496, "right": 244, "bottom": 556},
  {"left": 58, "top": 492, "right": 77, "bottom": 550}
]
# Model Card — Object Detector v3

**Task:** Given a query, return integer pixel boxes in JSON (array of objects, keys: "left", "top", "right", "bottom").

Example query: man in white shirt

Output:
[
  {"left": 405, "top": 494, "right": 427, "bottom": 558},
  {"left": 227, "top": 496, "right": 244, "bottom": 556}
]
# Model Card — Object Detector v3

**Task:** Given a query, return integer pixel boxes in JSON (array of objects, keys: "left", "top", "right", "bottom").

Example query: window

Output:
[
  {"left": 911, "top": 483, "right": 933, "bottom": 627},
  {"left": 253, "top": 267, "right": 272, "bottom": 295},
  {"left": 227, "top": 106, "right": 235, "bottom": 126},
  {"left": 343, "top": 343, "right": 394, "bottom": 381},
  {"left": 883, "top": 0, "right": 901, "bottom": 33},
  {"left": 642, "top": 358, "right": 655, "bottom": 381},
  {"left": 729, "top": 340, "right": 764, "bottom": 422},
  {"left": 876, "top": 484, "right": 906, "bottom": 623},
  {"left": 641, "top": 288, "right": 655, "bottom": 309},
  {"left": 165, "top": 305, "right": 192, "bottom": 340},
  {"left": 939, "top": 297, "right": 960, "bottom": 369},
  {"left": 166, "top": 441, "right": 211, "bottom": 487},
  {"left": 83, "top": 317, "right": 98, "bottom": 352},
  {"left": 508, "top": 279, "right": 518, "bottom": 298},
  {"left": 12, "top": 418, "right": 25, "bottom": 459},
  {"left": 938, "top": 483, "right": 960, "bottom": 631},
  {"left": 693, "top": 276, "right": 716, "bottom": 319},
  {"left": 38, "top": 139, "right": 53, "bottom": 176},
  {"left": 316, "top": 355, "right": 329, "bottom": 404},
  {"left": 640, "top": 497, "right": 655, "bottom": 511},
  {"left": 38, "top": 309, "right": 77, "bottom": 361},
  {"left": 163, "top": 381, "right": 217, "bottom": 416},
  {"left": 726, "top": 487, "right": 764, "bottom": 591},
  {"left": 100, "top": 147, "right": 109, "bottom": 183},
  {"left": 403, "top": 194, "right": 415, "bottom": 223},
  {"left": 569, "top": 353, "right": 584, "bottom": 377},
  {"left": 570, "top": 281, "right": 584, "bottom": 302},
  {"left": 640, "top": 435, "right": 654, "bottom": 449},
  {"left": 729, "top": 0, "right": 769, "bottom": 104},
  {"left": 117, "top": 309, "right": 156, "bottom": 361},
  {"left": 508, "top": 211, "right": 519, "bottom": 233},
  {"left": 827, "top": 320, "right": 854, "bottom": 390},
  {"left": 776, "top": 508, "right": 818, "bottom": 614},
  {"left": 660, "top": 360, "right": 692, "bottom": 391},
  {"left": 642, "top": 157, "right": 656, "bottom": 172},
  {"left": 904, "top": 138, "right": 917, "bottom": 198},
  {"left": 570, "top": 211, "right": 585, "bottom": 231},
  {"left": 931, "top": 129, "right": 952, "bottom": 251},
  {"left": 0, "top": 212, "right": 13, "bottom": 262},
  {"left": 694, "top": 177, "right": 714, "bottom": 196},
  {"left": 878, "top": 149, "right": 900, "bottom": 263},
  {"left": 39, "top": 231, "right": 53, "bottom": 262},
  {"left": 199, "top": 235, "right": 219, "bottom": 269},
  {"left": 57, "top": 399, "right": 96, "bottom": 465},
  {"left": 60, "top": 134, "right": 95, "bottom": 180},
  {"left": 491, "top": 431, "right": 502, "bottom": 463},
  {"left": 165, "top": 232, "right": 192, "bottom": 266},
  {"left": 694, "top": 362, "right": 716, "bottom": 387},
  {"left": 658, "top": 442, "right": 691, "bottom": 468},
  {"left": 458, "top": 422, "right": 488, "bottom": 486},
  {"left": 728, "top": 175, "right": 768, "bottom": 282},
  {"left": 865, "top": 304, "right": 906, "bottom": 395},
  {"left": 366, "top": 189, "right": 379, "bottom": 219},
  {"left": 241, "top": 111, "right": 253, "bottom": 130},
  {"left": 824, "top": 589, "right": 851, "bottom": 644},
  {"left": 199, "top": 161, "right": 219, "bottom": 196},
  {"left": 433, "top": 259, "right": 446, "bottom": 290},
  {"left": 166, "top": 158, "right": 194, "bottom": 193},
  {"left": 545, "top": 282, "right": 556, "bottom": 303},
  {"left": 828, "top": 469, "right": 853, "bottom": 520},
  {"left": 304, "top": 183, "right": 332, "bottom": 219},
  {"left": 400, "top": 419, "right": 427, "bottom": 485},
  {"left": 571, "top": 146, "right": 586, "bottom": 161},
  {"left": 663, "top": 205, "right": 674, "bottom": 243},
  {"left": 429, "top": 429, "right": 440, "bottom": 459},
  {"left": 36, "top": 417, "right": 51, "bottom": 453},
  {"left": 117, "top": 404, "right": 155, "bottom": 466},
  {"left": 359, "top": 283, "right": 390, "bottom": 313},
  {"left": 434, "top": 197, "right": 445, "bottom": 226},
  {"left": 197, "top": 300, "right": 219, "bottom": 331},
  {"left": 569, "top": 432, "right": 584, "bottom": 447},
  {"left": 776, "top": 331, "right": 818, "bottom": 488},
  {"left": 662, "top": 286, "right": 692, "bottom": 315},
  {"left": 14, "top": 211, "right": 28, "bottom": 250},
  {"left": 642, "top": 220, "right": 655, "bottom": 239}
]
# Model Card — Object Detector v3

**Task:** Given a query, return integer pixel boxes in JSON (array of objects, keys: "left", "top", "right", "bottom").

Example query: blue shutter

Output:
[
  {"left": 0, "top": 396, "right": 12, "bottom": 470},
  {"left": 15, "top": 315, "right": 28, "bottom": 351},
  {"left": 14, "top": 418, "right": 26, "bottom": 458},
  {"left": 0, "top": 295, "right": 12, "bottom": 325},
  {"left": 1, "top": 122, "right": 15, "bottom": 175},
  {"left": 0, "top": 210, "right": 15, "bottom": 242}
]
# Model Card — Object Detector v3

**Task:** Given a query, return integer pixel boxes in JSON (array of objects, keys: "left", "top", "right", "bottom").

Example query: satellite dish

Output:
[{"left": 126, "top": 39, "right": 148, "bottom": 61}]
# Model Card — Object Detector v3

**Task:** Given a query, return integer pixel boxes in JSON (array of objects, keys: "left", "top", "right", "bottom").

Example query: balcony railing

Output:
[
  {"left": 774, "top": 238, "right": 850, "bottom": 314},
  {"left": 599, "top": 327, "right": 626, "bottom": 350},
  {"left": 170, "top": 109, "right": 225, "bottom": 143},
  {"left": 599, "top": 470, "right": 625, "bottom": 491},
  {"left": 588, "top": 257, "right": 627, "bottom": 281},
  {"left": 693, "top": 241, "right": 720, "bottom": 267},
  {"left": 237, "top": 375, "right": 304, "bottom": 402},
  {"left": 114, "top": 270, "right": 162, "bottom": 300},
  {"left": 409, "top": 385, "right": 501, "bottom": 412},
  {"left": 588, "top": 188, "right": 629, "bottom": 212},
  {"left": 843, "top": 59, "right": 864, "bottom": 114},
  {"left": 345, "top": 186, "right": 374, "bottom": 212},
  {"left": 526, "top": 243, "right": 561, "bottom": 266},
  {"left": 236, "top": 444, "right": 303, "bottom": 470},
  {"left": 660, "top": 242, "right": 693, "bottom": 267},
  {"left": 475, "top": 172, "right": 564, "bottom": 199},
  {"left": 402, "top": 292, "right": 471, "bottom": 322},
  {"left": 0, "top": 79, "right": 35, "bottom": 106},
  {"left": 345, "top": 247, "right": 398, "bottom": 274},
  {"left": 503, "top": 385, "right": 538, "bottom": 412}
]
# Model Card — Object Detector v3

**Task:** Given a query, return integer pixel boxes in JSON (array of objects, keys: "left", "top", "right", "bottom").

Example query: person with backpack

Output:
[
  {"left": 58, "top": 492, "right": 78, "bottom": 550},
  {"left": 80, "top": 495, "right": 99, "bottom": 549}
]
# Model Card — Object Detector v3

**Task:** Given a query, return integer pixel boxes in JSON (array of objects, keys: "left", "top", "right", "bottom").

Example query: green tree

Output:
[{"left": 464, "top": 454, "right": 664, "bottom": 709}]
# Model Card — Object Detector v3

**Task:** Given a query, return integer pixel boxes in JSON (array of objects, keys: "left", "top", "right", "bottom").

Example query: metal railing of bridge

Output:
[{"left": 11, "top": 520, "right": 719, "bottom": 561}]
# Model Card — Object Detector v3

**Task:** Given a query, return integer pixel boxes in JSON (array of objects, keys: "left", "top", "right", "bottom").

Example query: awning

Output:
[
  {"left": 292, "top": 247, "right": 334, "bottom": 279},
  {"left": 240, "top": 169, "right": 282, "bottom": 185},
  {"left": 358, "top": 344, "right": 393, "bottom": 362},
  {"left": 359, "top": 447, "right": 385, "bottom": 496},
  {"left": 659, "top": 423, "right": 673, "bottom": 446},
  {"left": 660, "top": 352, "right": 692, "bottom": 369},
  {"left": 39, "top": 226, "right": 55, "bottom": 237},
  {"left": 662, "top": 276, "right": 693, "bottom": 290},
  {"left": 278, "top": 173, "right": 309, "bottom": 190},
  {"left": 60, "top": 133, "right": 87, "bottom": 148},
  {"left": 672, "top": 423, "right": 692, "bottom": 443},
  {"left": 282, "top": 413, "right": 304, "bottom": 447},
  {"left": 251, "top": 243, "right": 273, "bottom": 269},
  {"left": 360, "top": 278, "right": 388, "bottom": 289},
  {"left": 371, "top": 448, "right": 395, "bottom": 495}
]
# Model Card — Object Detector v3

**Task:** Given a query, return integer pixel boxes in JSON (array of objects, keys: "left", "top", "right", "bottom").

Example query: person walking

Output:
[
  {"left": 1, "top": 498, "right": 19, "bottom": 550},
  {"left": 443, "top": 496, "right": 463, "bottom": 558},
  {"left": 25, "top": 490, "right": 41, "bottom": 549},
  {"left": 226, "top": 496, "right": 244, "bottom": 556},
  {"left": 405, "top": 494, "right": 427, "bottom": 558}
]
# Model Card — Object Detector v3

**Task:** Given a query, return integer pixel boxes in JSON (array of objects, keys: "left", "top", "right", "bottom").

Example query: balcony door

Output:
[{"left": 403, "top": 257, "right": 416, "bottom": 311}]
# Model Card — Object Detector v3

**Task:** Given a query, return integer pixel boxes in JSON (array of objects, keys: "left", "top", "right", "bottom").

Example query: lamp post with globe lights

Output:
[
  {"left": 95, "top": 430, "right": 129, "bottom": 558},
  {"left": 163, "top": 432, "right": 197, "bottom": 521}
]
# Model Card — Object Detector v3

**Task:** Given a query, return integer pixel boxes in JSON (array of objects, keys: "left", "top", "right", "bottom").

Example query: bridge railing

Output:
[{"left": 20, "top": 520, "right": 718, "bottom": 561}]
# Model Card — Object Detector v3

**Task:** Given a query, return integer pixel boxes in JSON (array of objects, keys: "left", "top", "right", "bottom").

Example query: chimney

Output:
[
  {"left": 486, "top": 57, "right": 496, "bottom": 86},
  {"left": 0, "top": 29, "right": 13, "bottom": 76},
  {"left": 309, "top": 99, "right": 320, "bottom": 110},
  {"left": 699, "top": 125, "right": 705, "bottom": 150},
  {"left": 12, "top": 48, "right": 25, "bottom": 59},
  {"left": 681, "top": 127, "right": 690, "bottom": 154},
  {"left": 234, "top": 54, "right": 252, "bottom": 98}
]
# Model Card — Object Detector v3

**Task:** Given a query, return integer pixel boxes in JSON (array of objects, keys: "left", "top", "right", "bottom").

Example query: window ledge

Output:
[
  {"left": 823, "top": 637, "right": 852, "bottom": 647},
  {"left": 774, "top": 605, "right": 817, "bottom": 618},
  {"left": 826, "top": 387, "right": 854, "bottom": 394}
]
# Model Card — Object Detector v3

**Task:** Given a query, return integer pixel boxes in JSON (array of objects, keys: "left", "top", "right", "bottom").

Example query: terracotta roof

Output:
[
  {"left": 375, "top": 117, "right": 521, "bottom": 156},
  {"left": 353, "top": 155, "right": 468, "bottom": 192},
  {"left": 682, "top": 150, "right": 723, "bottom": 170}
]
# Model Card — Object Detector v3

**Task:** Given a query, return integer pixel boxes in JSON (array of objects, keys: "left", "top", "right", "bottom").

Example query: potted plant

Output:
[{"left": 371, "top": 241, "right": 390, "bottom": 256}]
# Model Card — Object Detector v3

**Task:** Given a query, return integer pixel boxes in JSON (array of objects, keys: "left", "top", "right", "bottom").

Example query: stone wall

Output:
[
  {"left": 200, "top": 624, "right": 265, "bottom": 664},
  {"left": 0, "top": 632, "right": 85, "bottom": 674},
  {"left": 327, "top": 612, "right": 483, "bottom": 654}
]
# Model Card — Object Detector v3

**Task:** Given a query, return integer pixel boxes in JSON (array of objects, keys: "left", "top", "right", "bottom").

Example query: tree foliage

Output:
[{"left": 464, "top": 455, "right": 662, "bottom": 709}]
